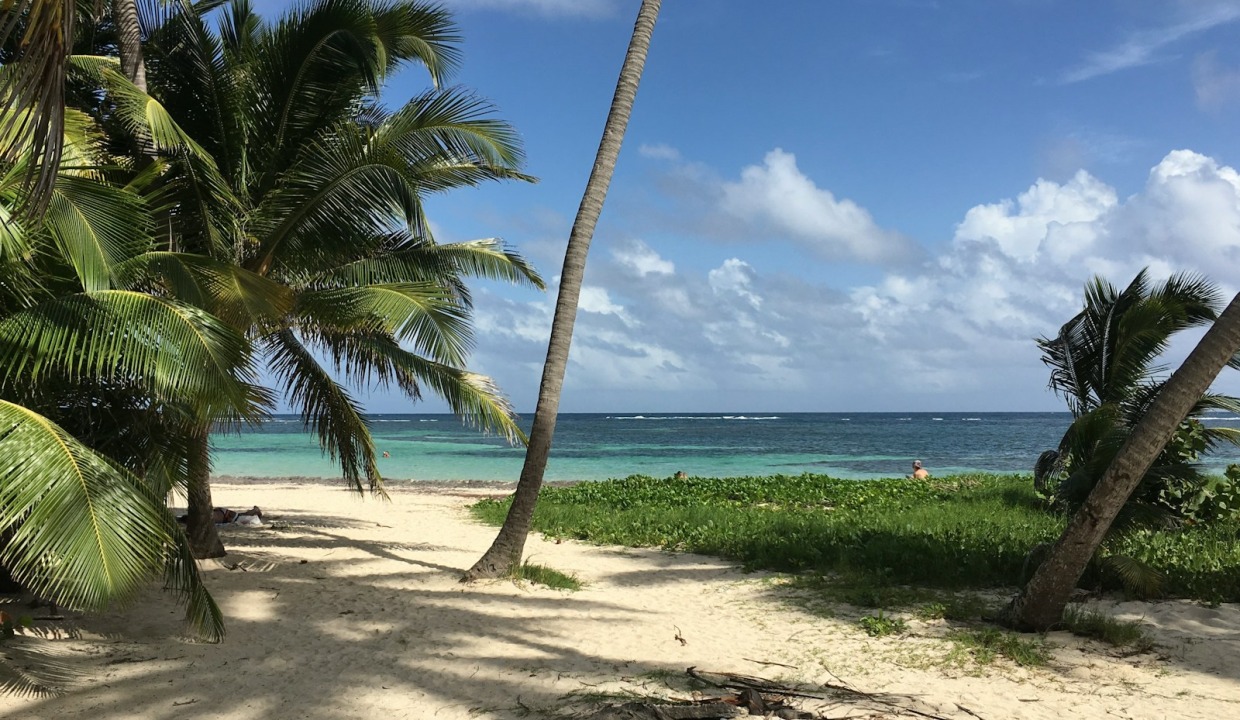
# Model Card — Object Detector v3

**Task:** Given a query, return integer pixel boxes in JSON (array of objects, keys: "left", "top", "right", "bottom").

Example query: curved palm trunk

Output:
[
  {"left": 1008, "top": 292, "right": 1240, "bottom": 630},
  {"left": 464, "top": 0, "right": 661, "bottom": 580},
  {"left": 185, "top": 425, "right": 226, "bottom": 559}
]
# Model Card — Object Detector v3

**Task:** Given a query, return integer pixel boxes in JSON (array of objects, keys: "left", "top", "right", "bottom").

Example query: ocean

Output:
[{"left": 209, "top": 411, "right": 1240, "bottom": 483}]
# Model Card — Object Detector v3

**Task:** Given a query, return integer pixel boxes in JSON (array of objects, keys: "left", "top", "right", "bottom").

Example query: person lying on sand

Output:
[{"left": 177, "top": 507, "right": 264, "bottom": 526}]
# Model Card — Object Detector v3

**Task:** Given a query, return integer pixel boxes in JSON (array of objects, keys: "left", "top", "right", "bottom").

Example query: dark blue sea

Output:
[{"left": 209, "top": 412, "right": 1240, "bottom": 483}]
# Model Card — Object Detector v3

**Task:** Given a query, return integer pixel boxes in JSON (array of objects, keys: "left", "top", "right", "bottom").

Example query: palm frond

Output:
[
  {"left": 371, "top": 0, "right": 462, "bottom": 86},
  {"left": 315, "top": 237, "right": 544, "bottom": 301},
  {"left": 0, "top": 290, "right": 269, "bottom": 421},
  {"left": 264, "top": 329, "right": 381, "bottom": 493},
  {"left": 248, "top": 120, "right": 531, "bottom": 276},
  {"left": 0, "top": 399, "right": 167, "bottom": 609},
  {"left": 43, "top": 173, "right": 150, "bottom": 291},
  {"left": 375, "top": 88, "right": 526, "bottom": 170},
  {"left": 159, "top": 504, "right": 225, "bottom": 641},
  {"left": 0, "top": 0, "right": 74, "bottom": 215},
  {"left": 144, "top": 0, "right": 246, "bottom": 184},
  {"left": 296, "top": 283, "right": 472, "bottom": 365},
  {"left": 68, "top": 55, "right": 217, "bottom": 161},
  {"left": 304, "top": 325, "right": 525, "bottom": 445},
  {"left": 0, "top": 399, "right": 223, "bottom": 638},
  {"left": 391, "top": 351, "right": 525, "bottom": 445},
  {"left": 1098, "top": 553, "right": 1165, "bottom": 599},
  {"left": 116, "top": 251, "right": 295, "bottom": 329}
]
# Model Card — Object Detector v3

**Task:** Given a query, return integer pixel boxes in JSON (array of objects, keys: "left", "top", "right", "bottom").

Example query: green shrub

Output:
[
  {"left": 859, "top": 611, "right": 907, "bottom": 637},
  {"left": 471, "top": 473, "right": 1240, "bottom": 603}
]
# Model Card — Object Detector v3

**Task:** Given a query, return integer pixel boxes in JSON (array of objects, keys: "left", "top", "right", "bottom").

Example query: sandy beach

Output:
[{"left": 1, "top": 480, "right": 1239, "bottom": 720}]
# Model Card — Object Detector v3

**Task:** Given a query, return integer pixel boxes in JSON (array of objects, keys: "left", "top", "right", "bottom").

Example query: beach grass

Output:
[
  {"left": 508, "top": 561, "right": 584, "bottom": 591},
  {"left": 948, "top": 627, "right": 1052, "bottom": 667},
  {"left": 1060, "top": 606, "right": 1154, "bottom": 651},
  {"left": 471, "top": 473, "right": 1240, "bottom": 603}
]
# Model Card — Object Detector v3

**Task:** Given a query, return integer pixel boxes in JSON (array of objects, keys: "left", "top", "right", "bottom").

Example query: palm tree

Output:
[
  {"left": 1034, "top": 270, "right": 1240, "bottom": 522},
  {"left": 0, "top": 94, "right": 265, "bottom": 639},
  {"left": 112, "top": 0, "right": 146, "bottom": 90},
  {"left": 1011, "top": 291, "right": 1240, "bottom": 630},
  {"left": 465, "top": 0, "right": 662, "bottom": 580},
  {"left": 128, "top": 0, "right": 543, "bottom": 556}
]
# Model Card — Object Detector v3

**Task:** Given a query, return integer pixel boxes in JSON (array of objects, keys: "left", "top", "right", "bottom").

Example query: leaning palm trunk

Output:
[
  {"left": 464, "top": 0, "right": 661, "bottom": 580},
  {"left": 1008, "top": 292, "right": 1240, "bottom": 630},
  {"left": 185, "top": 425, "right": 226, "bottom": 558}
]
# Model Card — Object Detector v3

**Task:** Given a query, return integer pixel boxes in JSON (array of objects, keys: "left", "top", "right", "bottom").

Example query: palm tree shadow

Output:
[{"left": 0, "top": 508, "right": 688, "bottom": 719}]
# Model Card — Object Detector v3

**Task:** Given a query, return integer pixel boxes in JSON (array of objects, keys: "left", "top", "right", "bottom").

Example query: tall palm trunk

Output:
[
  {"left": 1008, "top": 292, "right": 1240, "bottom": 630},
  {"left": 463, "top": 0, "right": 661, "bottom": 580},
  {"left": 185, "top": 425, "right": 226, "bottom": 559},
  {"left": 113, "top": 0, "right": 156, "bottom": 161},
  {"left": 113, "top": 0, "right": 147, "bottom": 91}
]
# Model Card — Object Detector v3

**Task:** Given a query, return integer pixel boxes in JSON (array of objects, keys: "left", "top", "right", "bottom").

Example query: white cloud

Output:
[
  {"left": 1193, "top": 50, "right": 1240, "bottom": 110},
  {"left": 708, "top": 258, "right": 762, "bottom": 309},
  {"left": 578, "top": 286, "right": 633, "bottom": 325},
  {"left": 720, "top": 149, "right": 914, "bottom": 263},
  {"left": 1060, "top": 2, "right": 1240, "bottom": 83},
  {"left": 612, "top": 239, "right": 674, "bottom": 276},
  {"left": 1113, "top": 149, "right": 1240, "bottom": 272},
  {"left": 463, "top": 149, "right": 1240, "bottom": 412},
  {"left": 639, "top": 143, "right": 682, "bottom": 161},
  {"left": 843, "top": 149, "right": 1240, "bottom": 402},
  {"left": 953, "top": 170, "right": 1117, "bottom": 263}
]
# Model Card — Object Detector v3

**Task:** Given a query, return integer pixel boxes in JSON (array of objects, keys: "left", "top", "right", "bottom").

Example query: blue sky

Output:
[{"left": 276, "top": 0, "right": 1240, "bottom": 413}]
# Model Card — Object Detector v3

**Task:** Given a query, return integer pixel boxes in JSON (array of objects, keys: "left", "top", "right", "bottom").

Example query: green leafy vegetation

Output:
[
  {"left": 787, "top": 573, "right": 991, "bottom": 621},
  {"left": 472, "top": 473, "right": 1240, "bottom": 602},
  {"left": 858, "top": 611, "right": 907, "bottom": 637},
  {"left": 1034, "top": 270, "right": 1240, "bottom": 527},
  {"left": 508, "top": 562, "right": 584, "bottom": 591},
  {"left": 948, "top": 627, "right": 1051, "bottom": 667},
  {"left": 1060, "top": 606, "right": 1154, "bottom": 652}
]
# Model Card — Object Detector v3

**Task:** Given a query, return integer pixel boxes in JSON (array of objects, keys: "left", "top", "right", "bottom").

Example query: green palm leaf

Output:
[
  {"left": 317, "top": 237, "right": 543, "bottom": 296},
  {"left": 0, "top": 399, "right": 223, "bottom": 638},
  {"left": 375, "top": 88, "right": 526, "bottom": 169},
  {"left": 397, "top": 353, "right": 524, "bottom": 445},
  {"left": 117, "top": 251, "right": 295, "bottom": 329},
  {"left": 265, "top": 329, "right": 381, "bottom": 493},
  {"left": 68, "top": 56, "right": 217, "bottom": 161},
  {"left": 0, "top": 290, "right": 269, "bottom": 421},
  {"left": 297, "top": 282, "right": 472, "bottom": 365},
  {"left": 44, "top": 174, "right": 149, "bottom": 292},
  {"left": 0, "top": 0, "right": 74, "bottom": 214}
]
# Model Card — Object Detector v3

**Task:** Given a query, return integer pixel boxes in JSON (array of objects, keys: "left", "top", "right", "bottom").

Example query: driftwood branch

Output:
[
  {"left": 683, "top": 667, "right": 977, "bottom": 720},
  {"left": 584, "top": 667, "right": 980, "bottom": 720}
]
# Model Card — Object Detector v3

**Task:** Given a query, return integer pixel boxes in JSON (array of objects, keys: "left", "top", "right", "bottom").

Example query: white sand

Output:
[{"left": 2, "top": 481, "right": 1239, "bottom": 719}]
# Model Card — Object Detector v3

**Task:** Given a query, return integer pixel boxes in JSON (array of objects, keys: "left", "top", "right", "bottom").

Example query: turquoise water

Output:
[{"left": 208, "top": 412, "right": 1240, "bottom": 483}]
